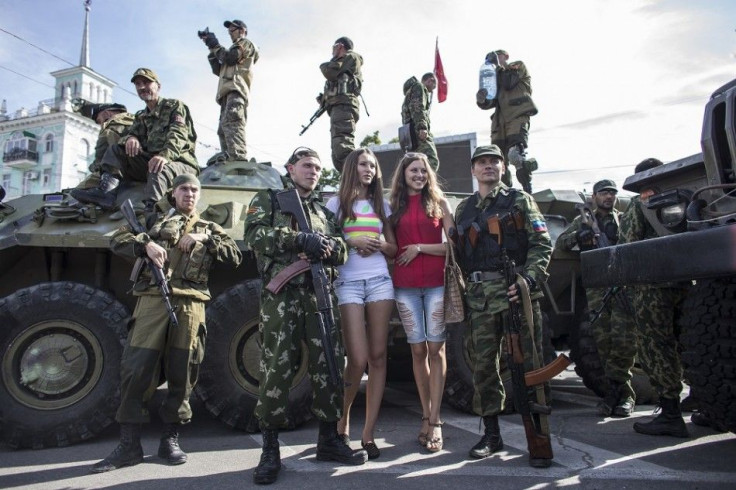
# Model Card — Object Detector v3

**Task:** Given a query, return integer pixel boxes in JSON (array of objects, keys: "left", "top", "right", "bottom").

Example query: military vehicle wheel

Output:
[
  {"left": 568, "top": 311, "right": 607, "bottom": 398},
  {"left": 444, "top": 322, "right": 474, "bottom": 413},
  {"left": 195, "top": 280, "right": 312, "bottom": 432},
  {"left": 0, "top": 282, "right": 128, "bottom": 449},
  {"left": 680, "top": 277, "right": 736, "bottom": 434}
]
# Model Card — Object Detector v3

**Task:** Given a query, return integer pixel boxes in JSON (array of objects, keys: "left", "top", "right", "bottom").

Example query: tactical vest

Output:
[{"left": 456, "top": 190, "right": 529, "bottom": 272}]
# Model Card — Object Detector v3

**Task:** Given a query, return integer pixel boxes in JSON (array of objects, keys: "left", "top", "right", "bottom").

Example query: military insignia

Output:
[
  {"left": 532, "top": 219, "right": 548, "bottom": 232},
  {"left": 247, "top": 205, "right": 262, "bottom": 214},
  {"left": 172, "top": 114, "right": 185, "bottom": 125}
]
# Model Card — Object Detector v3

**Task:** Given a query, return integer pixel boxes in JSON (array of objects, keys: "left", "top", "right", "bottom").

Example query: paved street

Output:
[{"left": 1, "top": 366, "right": 735, "bottom": 489}]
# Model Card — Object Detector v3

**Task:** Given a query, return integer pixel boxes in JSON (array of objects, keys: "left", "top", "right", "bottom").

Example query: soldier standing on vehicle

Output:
[
  {"left": 401, "top": 73, "right": 440, "bottom": 171},
  {"left": 556, "top": 179, "right": 638, "bottom": 417},
  {"left": 620, "top": 158, "right": 691, "bottom": 438},
  {"left": 476, "top": 50, "right": 538, "bottom": 193},
  {"left": 453, "top": 145, "right": 553, "bottom": 467},
  {"left": 90, "top": 174, "right": 242, "bottom": 473},
  {"left": 319, "top": 37, "right": 363, "bottom": 172},
  {"left": 71, "top": 68, "right": 200, "bottom": 211},
  {"left": 200, "top": 19, "right": 259, "bottom": 162},
  {"left": 244, "top": 147, "right": 368, "bottom": 485}
]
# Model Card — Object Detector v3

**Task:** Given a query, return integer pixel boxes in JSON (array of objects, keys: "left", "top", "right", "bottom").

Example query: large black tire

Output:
[
  {"left": 194, "top": 280, "right": 313, "bottom": 432},
  {"left": 568, "top": 311, "right": 607, "bottom": 398},
  {"left": 680, "top": 277, "right": 736, "bottom": 434},
  {"left": 444, "top": 322, "right": 474, "bottom": 413},
  {"left": 0, "top": 282, "right": 128, "bottom": 449}
]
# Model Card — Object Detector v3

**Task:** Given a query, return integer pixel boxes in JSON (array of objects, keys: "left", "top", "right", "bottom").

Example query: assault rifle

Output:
[
  {"left": 299, "top": 103, "right": 326, "bottom": 136},
  {"left": 276, "top": 189, "right": 341, "bottom": 388},
  {"left": 121, "top": 199, "right": 179, "bottom": 328}
]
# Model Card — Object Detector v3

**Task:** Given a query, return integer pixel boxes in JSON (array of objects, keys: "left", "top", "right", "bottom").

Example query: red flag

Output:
[{"left": 434, "top": 37, "right": 448, "bottom": 103}]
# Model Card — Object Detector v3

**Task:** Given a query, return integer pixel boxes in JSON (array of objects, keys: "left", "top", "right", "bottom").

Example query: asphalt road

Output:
[{"left": 1, "top": 366, "right": 735, "bottom": 490}]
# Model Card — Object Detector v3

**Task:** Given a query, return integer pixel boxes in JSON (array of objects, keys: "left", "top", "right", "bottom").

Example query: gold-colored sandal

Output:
[
  {"left": 426, "top": 422, "right": 443, "bottom": 453},
  {"left": 418, "top": 416, "right": 430, "bottom": 446}
]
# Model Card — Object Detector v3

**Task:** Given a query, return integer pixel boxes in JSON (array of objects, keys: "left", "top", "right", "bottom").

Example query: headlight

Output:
[{"left": 659, "top": 202, "right": 687, "bottom": 229}]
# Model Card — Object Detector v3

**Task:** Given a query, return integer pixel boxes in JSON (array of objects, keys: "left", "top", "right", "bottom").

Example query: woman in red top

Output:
[{"left": 389, "top": 152, "right": 454, "bottom": 452}]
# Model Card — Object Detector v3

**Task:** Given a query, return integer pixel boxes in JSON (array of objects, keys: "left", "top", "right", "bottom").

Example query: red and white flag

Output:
[{"left": 434, "top": 37, "right": 448, "bottom": 103}]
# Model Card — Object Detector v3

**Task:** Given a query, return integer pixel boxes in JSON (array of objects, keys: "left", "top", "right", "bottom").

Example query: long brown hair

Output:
[
  {"left": 337, "top": 148, "right": 387, "bottom": 223},
  {"left": 389, "top": 152, "right": 444, "bottom": 226}
]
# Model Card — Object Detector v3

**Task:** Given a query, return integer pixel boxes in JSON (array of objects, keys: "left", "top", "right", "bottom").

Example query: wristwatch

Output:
[{"left": 416, "top": 244, "right": 422, "bottom": 254}]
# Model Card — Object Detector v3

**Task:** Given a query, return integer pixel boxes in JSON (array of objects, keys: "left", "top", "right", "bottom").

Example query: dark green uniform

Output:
[
  {"left": 78, "top": 111, "right": 136, "bottom": 190},
  {"left": 619, "top": 196, "right": 688, "bottom": 400},
  {"left": 320, "top": 51, "right": 363, "bottom": 172},
  {"left": 454, "top": 184, "right": 551, "bottom": 415},
  {"left": 110, "top": 198, "right": 242, "bottom": 424},
  {"left": 244, "top": 178, "right": 348, "bottom": 428},
  {"left": 402, "top": 76, "right": 439, "bottom": 171}
]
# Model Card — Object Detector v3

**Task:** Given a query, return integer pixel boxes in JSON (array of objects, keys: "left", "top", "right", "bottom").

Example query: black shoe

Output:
[
  {"left": 469, "top": 416, "right": 503, "bottom": 459},
  {"left": 253, "top": 429, "right": 281, "bottom": 485},
  {"left": 529, "top": 457, "right": 553, "bottom": 468},
  {"left": 70, "top": 172, "right": 120, "bottom": 210},
  {"left": 612, "top": 397, "right": 635, "bottom": 418},
  {"left": 361, "top": 440, "right": 380, "bottom": 460},
  {"left": 633, "top": 398, "right": 690, "bottom": 438},
  {"left": 158, "top": 423, "right": 187, "bottom": 465},
  {"left": 90, "top": 424, "right": 144, "bottom": 473},
  {"left": 316, "top": 421, "right": 368, "bottom": 465}
]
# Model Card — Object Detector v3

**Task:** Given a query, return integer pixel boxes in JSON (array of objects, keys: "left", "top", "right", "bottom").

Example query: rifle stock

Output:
[{"left": 120, "top": 199, "right": 179, "bottom": 328}]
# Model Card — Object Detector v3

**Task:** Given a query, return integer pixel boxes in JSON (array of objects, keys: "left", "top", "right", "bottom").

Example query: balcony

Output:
[{"left": 3, "top": 149, "right": 40, "bottom": 170}]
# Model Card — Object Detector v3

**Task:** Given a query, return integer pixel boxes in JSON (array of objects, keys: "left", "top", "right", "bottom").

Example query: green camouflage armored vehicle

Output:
[
  {"left": 0, "top": 160, "right": 319, "bottom": 449},
  {"left": 581, "top": 78, "right": 736, "bottom": 433}
]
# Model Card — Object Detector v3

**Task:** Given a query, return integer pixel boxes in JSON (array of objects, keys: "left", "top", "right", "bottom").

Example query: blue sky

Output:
[{"left": 1, "top": 0, "right": 734, "bottom": 193}]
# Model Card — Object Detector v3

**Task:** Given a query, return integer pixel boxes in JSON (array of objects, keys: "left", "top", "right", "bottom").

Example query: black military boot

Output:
[
  {"left": 158, "top": 423, "right": 187, "bottom": 465},
  {"left": 70, "top": 172, "right": 120, "bottom": 210},
  {"left": 253, "top": 429, "right": 281, "bottom": 485},
  {"left": 633, "top": 397, "right": 690, "bottom": 438},
  {"left": 316, "top": 421, "right": 368, "bottom": 465},
  {"left": 613, "top": 394, "right": 635, "bottom": 418},
  {"left": 469, "top": 415, "right": 504, "bottom": 459},
  {"left": 90, "top": 423, "right": 144, "bottom": 473}
]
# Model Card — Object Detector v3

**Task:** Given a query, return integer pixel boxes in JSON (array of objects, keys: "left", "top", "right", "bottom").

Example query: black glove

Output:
[
  {"left": 204, "top": 33, "right": 219, "bottom": 49},
  {"left": 575, "top": 226, "right": 596, "bottom": 250},
  {"left": 295, "top": 232, "right": 328, "bottom": 262},
  {"left": 476, "top": 89, "right": 488, "bottom": 105},
  {"left": 520, "top": 272, "right": 537, "bottom": 292}
]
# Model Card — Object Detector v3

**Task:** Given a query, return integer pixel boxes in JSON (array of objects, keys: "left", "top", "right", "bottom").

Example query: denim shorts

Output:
[
  {"left": 394, "top": 286, "right": 446, "bottom": 343},
  {"left": 334, "top": 274, "right": 395, "bottom": 306}
]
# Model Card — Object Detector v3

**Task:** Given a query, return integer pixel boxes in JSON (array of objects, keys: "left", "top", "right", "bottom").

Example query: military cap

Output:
[
  {"left": 593, "top": 179, "right": 618, "bottom": 194},
  {"left": 471, "top": 144, "right": 504, "bottom": 163},
  {"left": 172, "top": 173, "right": 200, "bottom": 189},
  {"left": 635, "top": 158, "right": 663, "bottom": 174},
  {"left": 130, "top": 67, "right": 160, "bottom": 84},
  {"left": 224, "top": 19, "right": 247, "bottom": 30},
  {"left": 335, "top": 36, "right": 354, "bottom": 50},
  {"left": 74, "top": 100, "right": 127, "bottom": 122}
]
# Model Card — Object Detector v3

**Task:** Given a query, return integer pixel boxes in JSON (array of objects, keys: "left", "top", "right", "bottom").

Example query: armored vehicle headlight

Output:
[{"left": 660, "top": 202, "right": 687, "bottom": 229}]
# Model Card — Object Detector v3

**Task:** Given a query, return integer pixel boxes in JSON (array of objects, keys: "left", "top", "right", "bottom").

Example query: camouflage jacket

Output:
[
  {"left": 93, "top": 112, "right": 135, "bottom": 166},
  {"left": 243, "top": 177, "right": 348, "bottom": 288},
  {"left": 477, "top": 60, "right": 538, "bottom": 121},
  {"left": 123, "top": 98, "right": 199, "bottom": 170},
  {"left": 208, "top": 37, "right": 259, "bottom": 102},
  {"left": 320, "top": 51, "right": 363, "bottom": 107},
  {"left": 555, "top": 208, "right": 622, "bottom": 252},
  {"left": 111, "top": 199, "right": 242, "bottom": 300},
  {"left": 455, "top": 184, "right": 551, "bottom": 311},
  {"left": 401, "top": 76, "right": 431, "bottom": 131}
]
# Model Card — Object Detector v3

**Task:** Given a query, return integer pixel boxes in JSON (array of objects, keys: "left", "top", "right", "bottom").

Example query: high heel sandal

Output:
[
  {"left": 426, "top": 421, "right": 443, "bottom": 453},
  {"left": 418, "top": 416, "right": 430, "bottom": 447}
]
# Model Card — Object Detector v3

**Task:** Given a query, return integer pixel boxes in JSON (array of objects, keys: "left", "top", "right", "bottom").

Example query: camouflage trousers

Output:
[
  {"left": 116, "top": 295, "right": 206, "bottom": 424},
  {"left": 491, "top": 114, "right": 530, "bottom": 188},
  {"left": 632, "top": 284, "right": 688, "bottom": 400},
  {"left": 412, "top": 131, "right": 440, "bottom": 172},
  {"left": 101, "top": 144, "right": 199, "bottom": 203},
  {"left": 217, "top": 91, "right": 248, "bottom": 161},
  {"left": 587, "top": 287, "right": 637, "bottom": 400},
  {"left": 255, "top": 286, "right": 344, "bottom": 429},
  {"left": 327, "top": 102, "right": 360, "bottom": 172},
  {"left": 465, "top": 281, "right": 545, "bottom": 416}
]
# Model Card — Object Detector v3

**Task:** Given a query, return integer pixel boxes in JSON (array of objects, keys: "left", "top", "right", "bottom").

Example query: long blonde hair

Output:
[{"left": 389, "top": 152, "right": 444, "bottom": 226}]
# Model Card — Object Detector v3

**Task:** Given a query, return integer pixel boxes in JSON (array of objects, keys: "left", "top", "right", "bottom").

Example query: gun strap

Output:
[{"left": 517, "top": 274, "right": 550, "bottom": 436}]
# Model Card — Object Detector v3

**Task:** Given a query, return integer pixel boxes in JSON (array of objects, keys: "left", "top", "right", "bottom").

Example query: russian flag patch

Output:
[{"left": 532, "top": 219, "right": 548, "bottom": 232}]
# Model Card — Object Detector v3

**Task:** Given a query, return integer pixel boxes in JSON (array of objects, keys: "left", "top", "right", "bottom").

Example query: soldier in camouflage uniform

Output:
[
  {"left": 91, "top": 174, "right": 242, "bottom": 473},
  {"left": 476, "top": 50, "right": 538, "bottom": 192},
  {"left": 72, "top": 100, "right": 135, "bottom": 190},
  {"left": 319, "top": 37, "right": 363, "bottom": 172},
  {"left": 401, "top": 73, "right": 440, "bottom": 171},
  {"left": 201, "top": 19, "right": 259, "bottom": 161},
  {"left": 454, "top": 145, "right": 553, "bottom": 468},
  {"left": 619, "top": 158, "right": 690, "bottom": 438},
  {"left": 556, "top": 179, "right": 638, "bottom": 417},
  {"left": 72, "top": 68, "right": 200, "bottom": 211},
  {"left": 244, "top": 148, "right": 367, "bottom": 485}
]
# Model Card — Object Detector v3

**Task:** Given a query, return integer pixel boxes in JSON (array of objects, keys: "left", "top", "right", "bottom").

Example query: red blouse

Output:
[{"left": 393, "top": 193, "right": 445, "bottom": 288}]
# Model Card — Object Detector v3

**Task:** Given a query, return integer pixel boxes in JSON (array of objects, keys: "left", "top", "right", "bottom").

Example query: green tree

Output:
[
  {"left": 388, "top": 136, "right": 399, "bottom": 144},
  {"left": 319, "top": 168, "right": 341, "bottom": 190},
  {"left": 360, "top": 130, "right": 381, "bottom": 147}
]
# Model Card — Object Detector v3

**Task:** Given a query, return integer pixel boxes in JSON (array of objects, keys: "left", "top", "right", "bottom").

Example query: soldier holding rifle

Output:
[
  {"left": 244, "top": 147, "right": 367, "bottom": 485},
  {"left": 453, "top": 145, "right": 556, "bottom": 468}
]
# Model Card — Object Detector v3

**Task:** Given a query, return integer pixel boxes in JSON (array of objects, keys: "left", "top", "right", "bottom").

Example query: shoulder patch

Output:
[
  {"left": 532, "top": 219, "right": 548, "bottom": 233},
  {"left": 172, "top": 114, "right": 186, "bottom": 125}
]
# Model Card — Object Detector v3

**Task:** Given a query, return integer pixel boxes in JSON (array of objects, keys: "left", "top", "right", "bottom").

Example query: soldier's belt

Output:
[{"left": 467, "top": 269, "right": 519, "bottom": 283}]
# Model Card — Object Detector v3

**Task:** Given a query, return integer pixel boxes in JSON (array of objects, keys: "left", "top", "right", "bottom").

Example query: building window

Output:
[
  {"left": 2, "top": 174, "right": 10, "bottom": 190},
  {"left": 42, "top": 169, "right": 52, "bottom": 188},
  {"left": 45, "top": 134, "right": 54, "bottom": 153}
]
